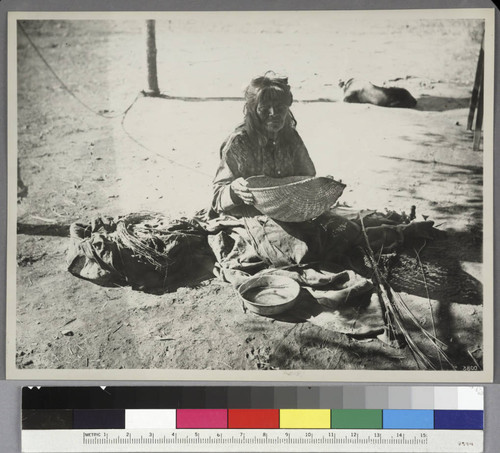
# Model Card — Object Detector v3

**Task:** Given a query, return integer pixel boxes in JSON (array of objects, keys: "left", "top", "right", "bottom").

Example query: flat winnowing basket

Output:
[{"left": 246, "top": 175, "right": 346, "bottom": 222}]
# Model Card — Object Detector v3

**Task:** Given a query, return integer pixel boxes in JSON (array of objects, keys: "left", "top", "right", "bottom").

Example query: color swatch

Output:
[
  {"left": 125, "top": 409, "right": 176, "bottom": 429},
  {"left": 176, "top": 409, "right": 227, "bottom": 429},
  {"left": 280, "top": 409, "right": 331, "bottom": 429},
  {"left": 22, "top": 386, "right": 484, "bottom": 430},
  {"left": 382, "top": 410, "right": 434, "bottom": 429},
  {"left": 228, "top": 409, "right": 279, "bottom": 429},
  {"left": 331, "top": 409, "right": 382, "bottom": 429}
]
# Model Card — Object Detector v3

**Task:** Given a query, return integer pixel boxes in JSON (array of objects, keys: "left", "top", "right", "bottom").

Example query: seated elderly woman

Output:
[
  {"left": 210, "top": 72, "right": 432, "bottom": 260},
  {"left": 212, "top": 73, "right": 316, "bottom": 218}
]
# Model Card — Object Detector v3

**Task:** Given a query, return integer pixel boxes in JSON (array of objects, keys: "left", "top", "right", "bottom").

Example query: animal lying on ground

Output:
[{"left": 339, "top": 78, "right": 417, "bottom": 108}]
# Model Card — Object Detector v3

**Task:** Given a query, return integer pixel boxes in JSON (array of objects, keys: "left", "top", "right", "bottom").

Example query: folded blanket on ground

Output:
[
  {"left": 67, "top": 213, "right": 215, "bottom": 291},
  {"left": 66, "top": 210, "right": 389, "bottom": 336}
]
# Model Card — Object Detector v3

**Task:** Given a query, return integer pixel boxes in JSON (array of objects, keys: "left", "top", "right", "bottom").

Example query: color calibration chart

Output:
[{"left": 22, "top": 386, "right": 484, "bottom": 452}]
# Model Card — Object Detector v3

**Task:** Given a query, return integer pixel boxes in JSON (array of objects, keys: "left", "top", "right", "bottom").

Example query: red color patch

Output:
[{"left": 228, "top": 409, "right": 280, "bottom": 429}]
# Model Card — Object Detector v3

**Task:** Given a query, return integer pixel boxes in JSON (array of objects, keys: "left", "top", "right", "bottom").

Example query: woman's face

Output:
[{"left": 256, "top": 101, "right": 289, "bottom": 135}]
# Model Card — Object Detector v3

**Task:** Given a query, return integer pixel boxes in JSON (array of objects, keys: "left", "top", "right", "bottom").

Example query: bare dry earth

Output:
[{"left": 15, "top": 17, "right": 484, "bottom": 373}]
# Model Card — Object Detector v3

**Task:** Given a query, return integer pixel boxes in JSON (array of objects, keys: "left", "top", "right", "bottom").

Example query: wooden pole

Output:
[
  {"left": 467, "top": 33, "right": 484, "bottom": 131},
  {"left": 473, "top": 77, "right": 483, "bottom": 151},
  {"left": 145, "top": 20, "right": 160, "bottom": 96}
]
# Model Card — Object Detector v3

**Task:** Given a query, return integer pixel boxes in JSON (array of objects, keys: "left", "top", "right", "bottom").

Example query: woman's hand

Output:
[{"left": 230, "top": 177, "right": 255, "bottom": 205}]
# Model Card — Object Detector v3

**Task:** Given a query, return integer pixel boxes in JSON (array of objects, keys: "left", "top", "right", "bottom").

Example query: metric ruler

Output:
[
  {"left": 22, "top": 429, "right": 483, "bottom": 452},
  {"left": 21, "top": 386, "right": 484, "bottom": 452}
]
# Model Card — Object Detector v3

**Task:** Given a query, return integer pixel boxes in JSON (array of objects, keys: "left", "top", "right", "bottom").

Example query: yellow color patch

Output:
[{"left": 280, "top": 409, "right": 331, "bottom": 429}]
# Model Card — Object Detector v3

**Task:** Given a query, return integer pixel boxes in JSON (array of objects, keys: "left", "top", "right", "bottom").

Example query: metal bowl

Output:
[{"left": 237, "top": 275, "right": 300, "bottom": 316}]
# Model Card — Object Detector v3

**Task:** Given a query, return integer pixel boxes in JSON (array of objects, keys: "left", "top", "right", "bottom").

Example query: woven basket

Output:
[{"left": 246, "top": 175, "right": 346, "bottom": 222}]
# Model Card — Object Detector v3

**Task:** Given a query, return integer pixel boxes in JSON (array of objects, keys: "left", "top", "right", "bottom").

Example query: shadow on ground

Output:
[
  {"left": 18, "top": 223, "right": 70, "bottom": 237},
  {"left": 387, "top": 231, "right": 482, "bottom": 306},
  {"left": 415, "top": 96, "right": 471, "bottom": 112}
]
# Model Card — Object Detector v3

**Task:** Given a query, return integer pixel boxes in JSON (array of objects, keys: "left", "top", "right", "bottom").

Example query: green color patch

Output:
[{"left": 331, "top": 409, "right": 383, "bottom": 429}]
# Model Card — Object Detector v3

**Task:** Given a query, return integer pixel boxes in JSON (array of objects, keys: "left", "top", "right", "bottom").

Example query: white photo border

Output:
[{"left": 6, "top": 8, "right": 495, "bottom": 382}]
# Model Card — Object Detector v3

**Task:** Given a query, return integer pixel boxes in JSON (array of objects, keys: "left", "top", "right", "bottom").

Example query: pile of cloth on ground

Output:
[{"left": 67, "top": 208, "right": 440, "bottom": 338}]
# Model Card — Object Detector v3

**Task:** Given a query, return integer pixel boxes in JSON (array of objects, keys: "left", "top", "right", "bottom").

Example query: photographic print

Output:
[{"left": 7, "top": 9, "right": 494, "bottom": 381}]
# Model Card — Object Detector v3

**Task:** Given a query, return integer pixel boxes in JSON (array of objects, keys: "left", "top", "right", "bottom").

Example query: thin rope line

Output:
[
  {"left": 119, "top": 110, "right": 213, "bottom": 178},
  {"left": 18, "top": 21, "right": 213, "bottom": 179},
  {"left": 18, "top": 20, "right": 134, "bottom": 120},
  {"left": 158, "top": 94, "right": 337, "bottom": 103}
]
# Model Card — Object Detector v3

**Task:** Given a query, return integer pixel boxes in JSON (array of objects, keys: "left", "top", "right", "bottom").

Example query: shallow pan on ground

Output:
[{"left": 237, "top": 275, "right": 300, "bottom": 316}]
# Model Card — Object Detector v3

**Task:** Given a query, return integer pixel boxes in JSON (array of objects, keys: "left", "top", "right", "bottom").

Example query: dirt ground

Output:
[{"left": 14, "top": 16, "right": 486, "bottom": 373}]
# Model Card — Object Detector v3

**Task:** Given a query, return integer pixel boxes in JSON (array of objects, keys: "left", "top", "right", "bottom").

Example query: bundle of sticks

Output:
[{"left": 359, "top": 214, "right": 456, "bottom": 371}]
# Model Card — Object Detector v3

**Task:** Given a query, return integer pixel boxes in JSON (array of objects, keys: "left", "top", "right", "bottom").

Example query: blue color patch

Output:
[
  {"left": 434, "top": 410, "right": 483, "bottom": 430},
  {"left": 383, "top": 410, "right": 434, "bottom": 429}
]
